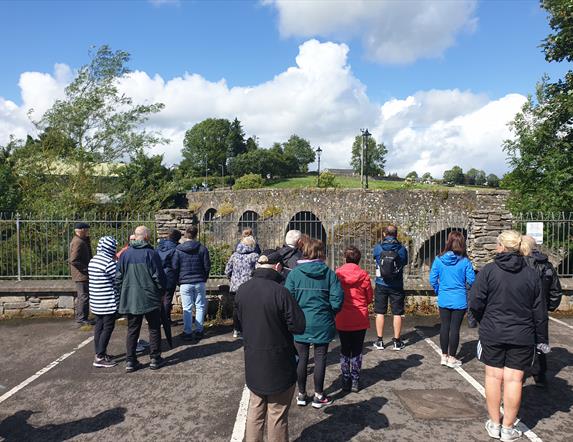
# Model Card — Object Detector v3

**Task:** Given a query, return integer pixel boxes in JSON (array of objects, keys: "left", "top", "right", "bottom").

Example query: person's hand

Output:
[{"left": 536, "top": 343, "right": 551, "bottom": 354}]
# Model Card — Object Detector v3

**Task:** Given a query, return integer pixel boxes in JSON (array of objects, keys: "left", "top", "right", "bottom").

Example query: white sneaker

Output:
[
  {"left": 446, "top": 356, "right": 462, "bottom": 368},
  {"left": 485, "top": 419, "right": 501, "bottom": 439},
  {"left": 233, "top": 330, "right": 242, "bottom": 339},
  {"left": 441, "top": 355, "right": 448, "bottom": 366},
  {"left": 500, "top": 425, "right": 523, "bottom": 441}
]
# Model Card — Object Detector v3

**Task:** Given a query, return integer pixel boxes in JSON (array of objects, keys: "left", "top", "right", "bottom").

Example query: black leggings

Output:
[
  {"left": 338, "top": 329, "right": 366, "bottom": 357},
  {"left": 294, "top": 342, "right": 329, "bottom": 395},
  {"left": 439, "top": 308, "right": 465, "bottom": 356},
  {"left": 94, "top": 313, "right": 116, "bottom": 357}
]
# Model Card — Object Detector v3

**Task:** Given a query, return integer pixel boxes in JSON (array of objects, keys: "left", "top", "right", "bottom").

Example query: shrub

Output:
[
  {"left": 232, "top": 173, "right": 264, "bottom": 190},
  {"left": 317, "top": 171, "right": 338, "bottom": 188}
]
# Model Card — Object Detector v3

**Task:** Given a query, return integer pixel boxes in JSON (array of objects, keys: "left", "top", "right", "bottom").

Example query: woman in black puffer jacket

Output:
[{"left": 469, "top": 230, "right": 547, "bottom": 442}]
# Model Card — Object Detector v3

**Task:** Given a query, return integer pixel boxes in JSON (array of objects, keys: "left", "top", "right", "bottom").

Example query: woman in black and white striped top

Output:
[{"left": 88, "top": 236, "right": 118, "bottom": 368}]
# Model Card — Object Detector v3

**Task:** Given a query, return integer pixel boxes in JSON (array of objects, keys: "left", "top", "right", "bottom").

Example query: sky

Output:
[{"left": 0, "top": 0, "right": 570, "bottom": 178}]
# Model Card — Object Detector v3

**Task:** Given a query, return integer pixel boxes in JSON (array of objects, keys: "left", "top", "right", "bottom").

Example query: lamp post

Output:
[
  {"left": 361, "top": 128, "right": 371, "bottom": 189},
  {"left": 316, "top": 146, "right": 323, "bottom": 187}
]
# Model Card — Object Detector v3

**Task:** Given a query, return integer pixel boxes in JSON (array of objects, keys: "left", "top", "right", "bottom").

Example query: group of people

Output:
[{"left": 69, "top": 219, "right": 563, "bottom": 442}]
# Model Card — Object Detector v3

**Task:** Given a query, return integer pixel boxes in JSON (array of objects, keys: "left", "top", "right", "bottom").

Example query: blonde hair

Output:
[
  {"left": 497, "top": 230, "right": 522, "bottom": 253},
  {"left": 520, "top": 235, "right": 537, "bottom": 256},
  {"left": 241, "top": 235, "right": 256, "bottom": 248}
]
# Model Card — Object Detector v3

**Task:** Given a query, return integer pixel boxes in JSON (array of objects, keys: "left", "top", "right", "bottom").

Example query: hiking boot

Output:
[
  {"left": 446, "top": 356, "right": 462, "bottom": 368},
  {"left": 392, "top": 339, "right": 405, "bottom": 351},
  {"left": 485, "top": 419, "right": 501, "bottom": 439},
  {"left": 500, "top": 425, "right": 523, "bottom": 441},
  {"left": 373, "top": 340, "right": 385, "bottom": 350},
  {"left": 351, "top": 379, "right": 360, "bottom": 393},
  {"left": 296, "top": 392, "right": 307, "bottom": 406},
  {"left": 312, "top": 393, "right": 333, "bottom": 409},
  {"left": 150, "top": 356, "right": 165, "bottom": 370},
  {"left": 93, "top": 355, "right": 117, "bottom": 368},
  {"left": 341, "top": 377, "right": 351, "bottom": 392},
  {"left": 126, "top": 360, "right": 142, "bottom": 373}
]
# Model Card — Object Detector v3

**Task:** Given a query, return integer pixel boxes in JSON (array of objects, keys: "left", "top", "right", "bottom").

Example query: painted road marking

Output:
[
  {"left": 418, "top": 331, "right": 542, "bottom": 442},
  {"left": 230, "top": 385, "right": 250, "bottom": 442},
  {"left": 0, "top": 336, "right": 94, "bottom": 405},
  {"left": 549, "top": 316, "right": 573, "bottom": 330}
]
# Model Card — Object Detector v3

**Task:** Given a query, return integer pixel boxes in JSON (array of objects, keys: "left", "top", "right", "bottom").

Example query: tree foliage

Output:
[
  {"left": 283, "top": 135, "right": 316, "bottom": 173},
  {"left": 465, "top": 168, "right": 486, "bottom": 186},
  {"left": 486, "top": 173, "right": 500, "bottom": 188},
  {"left": 181, "top": 118, "right": 232, "bottom": 177},
  {"left": 350, "top": 135, "right": 388, "bottom": 177},
  {"left": 0, "top": 139, "right": 21, "bottom": 210},
  {"left": 443, "top": 166, "right": 464, "bottom": 185},
  {"left": 228, "top": 148, "right": 298, "bottom": 178},
  {"left": 405, "top": 171, "right": 418, "bottom": 180},
  {"left": 232, "top": 173, "right": 264, "bottom": 190}
]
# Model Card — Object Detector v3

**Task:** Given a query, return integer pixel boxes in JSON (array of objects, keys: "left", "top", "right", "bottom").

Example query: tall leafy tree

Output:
[
  {"left": 465, "top": 168, "right": 486, "bottom": 186},
  {"left": 350, "top": 135, "right": 388, "bottom": 178},
  {"left": 443, "top": 166, "right": 464, "bottom": 185},
  {"left": 181, "top": 118, "right": 232, "bottom": 176},
  {"left": 405, "top": 171, "right": 418, "bottom": 180},
  {"left": 503, "top": 0, "right": 573, "bottom": 212},
  {"left": 487, "top": 173, "right": 500, "bottom": 188},
  {"left": 227, "top": 118, "right": 247, "bottom": 158},
  {"left": 0, "top": 138, "right": 21, "bottom": 210},
  {"left": 283, "top": 135, "right": 316, "bottom": 173}
]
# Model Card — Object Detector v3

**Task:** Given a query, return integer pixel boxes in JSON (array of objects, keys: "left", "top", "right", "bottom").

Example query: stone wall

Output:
[{"left": 0, "top": 294, "right": 75, "bottom": 318}]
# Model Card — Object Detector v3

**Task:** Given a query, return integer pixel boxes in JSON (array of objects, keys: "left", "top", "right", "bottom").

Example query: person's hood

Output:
[
  {"left": 177, "top": 240, "right": 201, "bottom": 253},
  {"left": 157, "top": 239, "right": 178, "bottom": 252},
  {"left": 235, "top": 242, "right": 256, "bottom": 254},
  {"left": 532, "top": 250, "right": 549, "bottom": 264},
  {"left": 494, "top": 252, "right": 525, "bottom": 273},
  {"left": 251, "top": 267, "right": 284, "bottom": 284},
  {"left": 130, "top": 240, "right": 152, "bottom": 250},
  {"left": 96, "top": 236, "right": 117, "bottom": 258},
  {"left": 336, "top": 263, "right": 368, "bottom": 285},
  {"left": 439, "top": 251, "right": 462, "bottom": 266},
  {"left": 279, "top": 245, "right": 299, "bottom": 261},
  {"left": 297, "top": 261, "right": 329, "bottom": 278},
  {"left": 381, "top": 237, "right": 402, "bottom": 252}
]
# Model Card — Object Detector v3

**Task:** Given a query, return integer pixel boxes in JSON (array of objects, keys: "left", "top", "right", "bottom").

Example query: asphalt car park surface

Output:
[{"left": 0, "top": 314, "right": 571, "bottom": 441}]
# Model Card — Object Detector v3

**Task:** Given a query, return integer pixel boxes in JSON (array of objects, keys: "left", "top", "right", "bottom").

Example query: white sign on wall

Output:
[{"left": 526, "top": 222, "right": 544, "bottom": 244}]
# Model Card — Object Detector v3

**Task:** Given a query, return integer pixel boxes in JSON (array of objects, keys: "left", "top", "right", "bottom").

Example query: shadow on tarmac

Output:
[
  {"left": 0, "top": 407, "right": 126, "bottom": 442},
  {"left": 457, "top": 339, "right": 478, "bottom": 363},
  {"left": 293, "top": 396, "right": 389, "bottom": 442},
  {"left": 165, "top": 339, "right": 243, "bottom": 365}
]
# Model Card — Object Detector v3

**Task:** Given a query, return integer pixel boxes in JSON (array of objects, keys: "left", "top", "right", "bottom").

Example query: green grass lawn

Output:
[{"left": 265, "top": 176, "right": 483, "bottom": 191}]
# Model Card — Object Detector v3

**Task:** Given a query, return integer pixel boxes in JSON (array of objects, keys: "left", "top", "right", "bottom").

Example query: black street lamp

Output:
[
  {"left": 316, "top": 146, "right": 323, "bottom": 186},
  {"left": 361, "top": 129, "right": 371, "bottom": 189}
]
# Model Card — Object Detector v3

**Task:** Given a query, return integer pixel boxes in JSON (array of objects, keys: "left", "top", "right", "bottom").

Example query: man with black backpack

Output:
[{"left": 372, "top": 225, "right": 408, "bottom": 351}]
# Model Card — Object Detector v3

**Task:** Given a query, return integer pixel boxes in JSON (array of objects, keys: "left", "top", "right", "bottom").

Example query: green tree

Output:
[
  {"left": 405, "top": 171, "right": 418, "bottom": 180},
  {"left": 283, "top": 135, "right": 316, "bottom": 173},
  {"left": 245, "top": 136, "right": 259, "bottom": 152},
  {"left": 503, "top": 1, "right": 573, "bottom": 212},
  {"left": 233, "top": 173, "right": 264, "bottom": 190},
  {"left": 181, "top": 118, "right": 233, "bottom": 176},
  {"left": 486, "top": 173, "right": 500, "bottom": 188},
  {"left": 421, "top": 172, "right": 433, "bottom": 182},
  {"left": 228, "top": 148, "right": 298, "bottom": 178},
  {"left": 350, "top": 135, "right": 388, "bottom": 180},
  {"left": 0, "top": 139, "right": 21, "bottom": 210},
  {"left": 443, "top": 166, "right": 464, "bottom": 185},
  {"left": 227, "top": 118, "right": 246, "bottom": 158},
  {"left": 465, "top": 168, "right": 486, "bottom": 186}
]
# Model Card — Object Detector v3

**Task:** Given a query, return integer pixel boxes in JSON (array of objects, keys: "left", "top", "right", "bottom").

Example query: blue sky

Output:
[{"left": 0, "top": 0, "right": 569, "bottom": 176}]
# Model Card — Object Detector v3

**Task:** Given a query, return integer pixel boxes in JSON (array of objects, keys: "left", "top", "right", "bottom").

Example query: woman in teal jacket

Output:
[
  {"left": 429, "top": 231, "right": 475, "bottom": 368},
  {"left": 285, "top": 239, "right": 344, "bottom": 409}
]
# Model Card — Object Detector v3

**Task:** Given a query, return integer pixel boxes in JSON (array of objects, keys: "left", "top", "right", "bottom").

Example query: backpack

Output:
[{"left": 377, "top": 249, "right": 403, "bottom": 280}]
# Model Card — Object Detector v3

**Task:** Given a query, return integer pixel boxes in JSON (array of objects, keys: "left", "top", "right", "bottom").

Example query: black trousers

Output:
[
  {"left": 294, "top": 342, "right": 329, "bottom": 395},
  {"left": 230, "top": 291, "right": 241, "bottom": 332},
  {"left": 163, "top": 288, "right": 176, "bottom": 321},
  {"left": 126, "top": 309, "right": 161, "bottom": 362},
  {"left": 439, "top": 307, "right": 465, "bottom": 356},
  {"left": 75, "top": 281, "right": 90, "bottom": 322},
  {"left": 338, "top": 329, "right": 367, "bottom": 357},
  {"left": 94, "top": 313, "right": 116, "bottom": 357}
]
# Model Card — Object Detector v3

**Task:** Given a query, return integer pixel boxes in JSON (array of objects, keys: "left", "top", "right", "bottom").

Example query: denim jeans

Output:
[{"left": 180, "top": 282, "right": 206, "bottom": 334}]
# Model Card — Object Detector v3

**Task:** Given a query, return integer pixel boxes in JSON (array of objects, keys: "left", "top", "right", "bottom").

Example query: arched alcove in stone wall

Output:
[
  {"left": 413, "top": 227, "right": 468, "bottom": 275},
  {"left": 287, "top": 211, "right": 327, "bottom": 243},
  {"left": 204, "top": 208, "right": 217, "bottom": 222},
  {"left": 238, "top": 210, "right": 260, "bottom": 235}
]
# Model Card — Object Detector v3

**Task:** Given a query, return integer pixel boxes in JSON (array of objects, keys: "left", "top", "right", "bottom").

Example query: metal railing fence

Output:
[{"left": 0, "top": 212, "right": 156, "bottom": 279}]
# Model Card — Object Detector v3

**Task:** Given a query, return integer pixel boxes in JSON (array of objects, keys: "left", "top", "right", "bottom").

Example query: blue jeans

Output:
[{"left": 180, "top": 282, "right": 206, "bottom": 334}]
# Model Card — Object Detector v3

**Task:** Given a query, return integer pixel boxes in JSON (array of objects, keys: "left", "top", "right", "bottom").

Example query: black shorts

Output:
[
  {"left": 374, "top": 285, "right": 405, "bottom": 315},
  {"left": 477, "top": 341, "right": 536, "bottom": 371}
]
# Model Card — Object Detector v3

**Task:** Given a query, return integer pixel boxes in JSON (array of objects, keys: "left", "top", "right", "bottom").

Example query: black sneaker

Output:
[
  {"left": 150, "top": 357, "right": 165, "bottom": 370},
  {"left": 341, "top": 377, "right": 351, "bottom": 392},
  {"left": 182, "top": 333, "right": 195, "bottom": 341},
  {"left": 351, "top": 379, "right": 360, "bottom": 393},
  {"left": 296, "top": 392, "right": 307, "bottom": 406},
  {"left": 373, "top": 340, "right": 385, "bottom": 350},
  {"left": 126, "top": 360, "right": 142, "bottom": 373},
  {"left": 392, "top": 339, "right": 405, "bottom": 351},
  {"left": 312, "top": 393, "right": 333, "bottom": 409},
  {"left": 93, "top": 355, "right": 117, "bottom": 368},
  {"left": 194, "top": 330, "right": 204, "bottom": 341}
]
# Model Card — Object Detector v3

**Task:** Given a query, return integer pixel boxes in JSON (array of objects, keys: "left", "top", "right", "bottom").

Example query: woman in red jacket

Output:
[{"left": 335, "top": 246, "right": 374, "bottom": 392}]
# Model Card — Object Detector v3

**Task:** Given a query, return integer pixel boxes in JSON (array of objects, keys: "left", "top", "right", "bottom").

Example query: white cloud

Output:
[
  {"left": 264, "top": 0, "right": 478, "bottom": 64},
  {"left": 0, "top": 39, "right": 524, "bottom": 178}
]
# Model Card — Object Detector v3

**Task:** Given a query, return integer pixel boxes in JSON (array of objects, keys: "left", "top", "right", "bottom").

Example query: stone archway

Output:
[
  {"left": 238, "top": 210, "right": 260, "bottom": 235},
  {"left": 414, "top": 227, "right": 468, "bottom": 275},
  {"left": 287, "top": 211, "right": 327, "bottom": 243}
]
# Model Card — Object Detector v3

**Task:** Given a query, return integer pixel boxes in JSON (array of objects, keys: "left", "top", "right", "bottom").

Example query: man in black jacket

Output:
[
  {"left": 276, "top": 230, "right": 302, "bottom": 280},
  {"left": 236, "top": 250, "right": 306, "bottom": 442}
]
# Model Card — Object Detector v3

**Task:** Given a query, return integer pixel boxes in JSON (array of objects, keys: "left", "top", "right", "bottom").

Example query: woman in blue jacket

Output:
[{"left": 429, "top": 231, "right": 475, "bottom": 368}]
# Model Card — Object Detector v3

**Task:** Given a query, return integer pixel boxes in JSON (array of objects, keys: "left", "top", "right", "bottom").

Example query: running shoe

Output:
[
  {"left": 150, "top": 356, "right": 165, "bottom": 370},
  {"left": 312, "top": 393, "right": 333, "bottom": 409},
  {"left": 233, "top": 330, "right": 242, "bottom": 339},
  {"left": 485, "top": 419, "right": 501, "bottom": 439},
  {"left": 392, "top": 339, "right": 405, "bottom": 351},
  {"left": 126, "top": 360, "right": 142, "bottom": 373},
  {"left": 446, "top": 356, "right": 462, "bottom": 368},
  {"left": 296, "top": 393, "right": 307, "bottom": 406},
  {"left": 373, "top": 340, "right": 385, "bottom": 350},
  {"left": 500, "top": 426, "right": 523, "bottom": 441},
  {"left": 441, "top": 355, "right": 448, "bottom": 366},
  {"left": 341, "top": 377, "right": 351, "bottom": 392},
  {"left": 93, "top": 355, "right": 117, "bottom": 368},
  {"left": 351, "top": 379, "right": 360, "bottom": 393}
]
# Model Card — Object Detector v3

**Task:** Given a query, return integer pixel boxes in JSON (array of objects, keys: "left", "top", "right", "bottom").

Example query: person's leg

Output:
[
  {"left": 485, "top": 365, "right": 503, "bottom": 424},
  {"left": 232, "top": 292, "right": 241, "bottom": 333},
  {"left": 294, "top": 342, "right": 309, "bottom": 395},
  {"left": 126, "top": 314, "right": 143, "bottom": 363},
  {"left": 163, "top": 288, "right": 175, "bottom": 322},
  {"left": 194, "top": 282, "right": 207, "bottom": 334},
  {"left": 93, "top": 314, "right": 104, "bottom": 356},
  {"left": 266, "top": 384, "right": 295, "bottom": 442},
  {"left": 448, "top": 309, "right": 466, "bottom": 357},
  {"left": 75, "top": 282, "right": 89, "bottom": 323},
  {"left": 313, "top": 343, "right": 329, "bottom": 395},
  {"left": 349, "top": 330, "right": 366, "bottom": 388},
  {"left": 245, "top": 390, "right": 266, "bottom": 442},
  {"left": 439, "top": 308, "right": 451, "bottom": 356},
  {"left": 390, "top": 290, "right": 405, "bottom": 341},
  {"left": 146, "top": 309, "right": 162, "bottom": 360},
  {"left": 179, "top": 284, "right": 193, "bottom": 335},
  {"left": 338, "top": 331, "right": 351, "bottom": 384},
  {"left": 374, "top": 285, "right": 388, "bottom": 347},
  {"left": 502, "top": 367, "right": 524, "bottom": 427},
  {"left": 99, "top": 314, "right": 116, "bottom": 356}
]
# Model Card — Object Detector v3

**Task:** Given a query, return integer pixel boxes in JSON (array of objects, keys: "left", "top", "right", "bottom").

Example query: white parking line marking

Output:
[
  {"left": 0, "top": 336, "right": 93, "bottom": 405},
  {"left": 418, "top": 331, "right": 543, "bottom": 442},
  {"left": 230, "top": 385, "right": 250, "bottom": 442},
  {"left": 549, "top": 316, "right": 573, "bottom": 330}
]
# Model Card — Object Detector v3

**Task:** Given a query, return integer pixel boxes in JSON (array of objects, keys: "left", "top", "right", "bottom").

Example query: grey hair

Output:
[{"left": 285, "top": 230, "right": 302, "bottom": 247}]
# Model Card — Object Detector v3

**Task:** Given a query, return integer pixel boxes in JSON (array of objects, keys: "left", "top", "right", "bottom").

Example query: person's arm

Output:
[
  {"left": 465, "top": 259, "right": 476, "bottom": 288},
  {"left": 151, "top": 251, "right": 167, "bottom": 291},
  {"left": 372, "top": 244, "right": 381, "bottom": 262},
  {"left": 202, "top": 246, "right": 211, "bottom": 278},
  {"left": 469, "top": 269, "right": 488, "bottom": 322},
  {"left": 69, "top": 240, "right": 89, "bottom": 275},
  {"left": 115, "top": 255, "right": 124, "bottom": 294},
  {"left": 224, "top": 255, "right": 234, "bottom": 278},
  {"left": 400, "top": 245, "right": 409, "bottom": 266},
  {"left": 429, "top": 259, "right": 440, "bottom": 294},
  {"left": 532, "top": 277, "right": 549, "bottom": 344},
  {"left": 547, "top": 263, "right": 563, "bottom": 312},
  {"left": 282, "top": 288, "right": 306, "bottom": 334},
  {"left": 171, "top": 251, "right": 180, "bottom": 284},
  {"left": 105, "top": 260, "right": 119, "bottom": 303},
  {"left": 364, "top": 276, "right": 374, "bottom": 305},
  {"left": 328, "top": 271, "right": 344, "bottom": 314}
]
